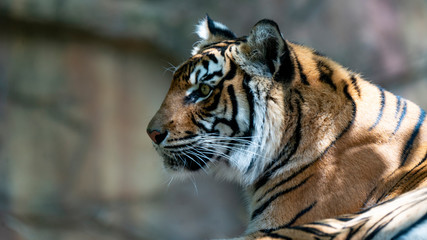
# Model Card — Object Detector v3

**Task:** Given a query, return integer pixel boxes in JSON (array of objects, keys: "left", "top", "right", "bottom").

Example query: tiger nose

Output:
[{"left": 147, "top": 129, "right": 168, "bottom": 145}]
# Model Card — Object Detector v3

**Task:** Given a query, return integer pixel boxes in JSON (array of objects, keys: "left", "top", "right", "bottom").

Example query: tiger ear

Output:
[
  {"left": 191, "top": 15, "right": 236, "bottom": 55},
  {"left": 238, "top": 19, "right": 287, "bottom": 76}
]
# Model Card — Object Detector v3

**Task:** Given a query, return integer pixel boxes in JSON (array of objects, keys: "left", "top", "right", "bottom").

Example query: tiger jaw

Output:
[
  {"left": 153, "top": 133, "right": 258, "bottom": 174},
  {"left": 153, "top": 137, "right": 225, "bottom": 172},
  {"left": 158, "top": 150, "right": 209, "bottom": 171}
]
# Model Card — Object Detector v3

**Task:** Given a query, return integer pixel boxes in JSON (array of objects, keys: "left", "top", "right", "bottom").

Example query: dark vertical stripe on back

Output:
[
  {"left": 294, "top": 55, "right": 310, "bottom": 85},
  {"left": 395, "top": 96, "right": 402, "bottom": 118},
  {"left": 350, "top": 75, "right": 361, "bottom": 97},
  {"left": 315, "top": 84, "right": 356, "bottom": 162},
  {"left": 393, "top": 101, "right": 407, "bottom": 135},
  {"left": 401, "top": 108, "right": 426, "bottom": 166},
  {"left": 369, "top": 86, "right": 385, "bottom": 131},
  {"left": 317, "top": 60, "right": 337, "bottom": 91}
]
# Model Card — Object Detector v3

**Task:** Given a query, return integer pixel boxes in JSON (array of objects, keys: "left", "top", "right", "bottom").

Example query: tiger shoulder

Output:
[{"left": 147, "top": 16, "right": 427, "bottom": 240}]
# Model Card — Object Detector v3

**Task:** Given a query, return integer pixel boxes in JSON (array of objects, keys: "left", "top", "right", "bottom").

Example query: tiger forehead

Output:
[
  {"left": 173, "top": 50, "right": 230, "bottom": 84},
  {"left": 200, "top": 38, "right": 245, "bottom": 52}
]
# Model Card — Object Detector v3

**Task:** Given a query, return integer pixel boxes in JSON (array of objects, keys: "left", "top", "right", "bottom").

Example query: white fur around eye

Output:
[
  {"left": 186, "top": 85, "right": 199, "bottom": 96},
  {"left": 185, "top": 84, "right": 213, "bottom": 103}
]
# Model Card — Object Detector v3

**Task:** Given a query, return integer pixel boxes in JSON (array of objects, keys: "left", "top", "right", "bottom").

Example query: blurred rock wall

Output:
[{"left": 0, "top": 1, "right": 426, "bottom": 240}]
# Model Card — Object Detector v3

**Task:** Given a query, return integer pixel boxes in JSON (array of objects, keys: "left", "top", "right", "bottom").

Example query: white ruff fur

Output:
[{"left": 211, "top": 77, "right": 283, "bottom": 186}]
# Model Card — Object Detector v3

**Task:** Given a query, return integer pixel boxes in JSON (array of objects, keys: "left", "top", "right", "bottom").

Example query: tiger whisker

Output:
[
  {"left": 202, "top": 143, "right": 270, "bottom": 162},
  {"left": 189, "top": 175, "right": 199, "bottom": 196},
  {"left": 180, "top": 150, "right": 209, "bottom": 174}
]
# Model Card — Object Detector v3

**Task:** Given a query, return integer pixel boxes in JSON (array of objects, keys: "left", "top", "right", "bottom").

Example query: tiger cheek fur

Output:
[{"left": 147, "top": 16, "right": 427, "bottom": 239}]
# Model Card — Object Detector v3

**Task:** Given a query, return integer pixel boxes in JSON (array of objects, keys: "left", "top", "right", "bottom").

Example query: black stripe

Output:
[
  {"left": 256, "top": 161, "right": 313, "bottom": 202},
  {"left": 283, "top": 201, "right": 317, "bottom": 227},
  {"left": 404, "top": 165, "right": 427, "bottom": 190},
  {"left": 375, "top": 151, "right": 427, "bottom": 203},
  {"left": 206, "top": 54, "right": 218, "bottom": 63},
  {"left": 380, "top": 159, "right": 426, "bottom": 203},
  {"left": 363, "top": 186, "right": 378, "bottom": 207},
  {"left": 253, "top": 90, "right": 303, "bottom": 191},
  {"left": 369, "top": 86, "right": 385, "bottom": 131},
  {"left": 363, "top": 207, "right": 401, "bottom": 240},
  {"left": 206, "top": 15, "right": 236, "bottom": 39},
  {"left": 345, "top": 219, "right": 369, "bottom": 240},
  {"left": 401, "top": 108, "right": 426, "bottom": 166},
  {"left": 315, "top": 84, "right": 356, "bottom": 162},
  {"left": 317, "top": 60, "right": 336, "bottom": 91},
  {"left": 222, "top": 98, "right": 228, "bottom": 115},
  {"left": 419, "top": 151, "right": 427, "bottom": 166},
  {"left": 195, "top": 69, "right": 201, "bottom": 83},
  {"left": 259, "top": 202, "right": 317, "bottom": 233},
  {"left": 190, "top": 115, "right": 210, "bottom": 132},
  {"left": 395, "top": 95, "right": 402, "bottom": 118},
  {"left": 203, "top": 88, "right": 223, "bottom": 111},
  {"left": 308, "top": 221, "right": 337, "bottom": 229},
  {"left": 336, "top": 215, "right": 357, "bottom": 222},
  {"left": 251, "top": 175, "right": 312, "bottom": 220},
  {"left": 242, "top": 74, "right": 256, "bottom": 172},
  {"left": 391, "top": 211, "right": 427, "bottom": 239},
  {"left": 202, "top": 60, "right": 209, "bottom": 70},
  {"left": 211, "top": 91, "right": 240, "bottom": 136},
  {"left": 203, "top": 70, "right": 223, "bottom": 81},
  {"left": 223, "top": 60, "right": 237, "bottom": 80},
  {"left": 262, "top": 232, "right": 292, "bottom": 240},
  {"left": 287, "top": 225, "right": 335, "bottom": 237},
  {"left": 393, "top": 101, "right": 407, "bottom": 135},
  {"left": 350, "top": 75, "right": 361, "bottom": 97},
  {"left": 202, "top": 45, "right": 228, "bottom": 56},
  {"left": 294, "top": 54, "right": 309, "bottom": 85},
  {"left": 227, "top": 85, "right": 239, "bottom": 135}
]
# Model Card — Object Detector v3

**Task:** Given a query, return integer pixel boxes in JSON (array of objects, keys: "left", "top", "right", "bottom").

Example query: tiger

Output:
[{"left": 147, "top": 16, "right": 427, "bottom": 240}]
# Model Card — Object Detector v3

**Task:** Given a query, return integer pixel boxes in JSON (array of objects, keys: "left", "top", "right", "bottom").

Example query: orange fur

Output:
[{"left": 147, "top": 17, "right": 427, "bottom": 239}]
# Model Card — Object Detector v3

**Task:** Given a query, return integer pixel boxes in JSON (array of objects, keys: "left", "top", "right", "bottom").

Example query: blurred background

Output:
[{"left": 0, "top": 0, "right": 426, "bottom": 239}]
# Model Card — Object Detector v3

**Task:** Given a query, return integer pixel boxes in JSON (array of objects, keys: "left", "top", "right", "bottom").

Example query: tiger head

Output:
[{"left": 147, "top": 16, "right": 293, "bottom": 183}]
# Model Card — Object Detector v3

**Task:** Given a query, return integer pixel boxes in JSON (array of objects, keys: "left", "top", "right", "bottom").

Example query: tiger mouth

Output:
[
  {"left": 155, "top": 135, "right": 253, "bottom": 172},
  {"left": 162, "top": 153, "right": 209, "bottom": 171},
  {"left": 157, "top": 146, "right": 214, "bottom": 171}
]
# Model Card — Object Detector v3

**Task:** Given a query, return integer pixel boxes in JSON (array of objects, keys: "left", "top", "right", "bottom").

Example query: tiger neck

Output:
[{"left": 239, "top": 44, "right": 358, "bottom": 187}]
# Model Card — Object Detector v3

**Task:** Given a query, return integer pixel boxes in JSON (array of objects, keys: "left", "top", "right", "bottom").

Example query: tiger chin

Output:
[{"left": 147, "top": 16, "right": 427, "bottom": 240}]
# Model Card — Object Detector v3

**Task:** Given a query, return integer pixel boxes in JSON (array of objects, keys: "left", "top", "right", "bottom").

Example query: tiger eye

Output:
[{"left": 200, "top": 84, "right": 211, "bottom": 96}]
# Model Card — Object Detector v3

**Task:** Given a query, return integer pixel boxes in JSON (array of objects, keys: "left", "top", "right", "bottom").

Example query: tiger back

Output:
[{"left": 147, "top": 16, "right": 427, "bottom": 239}]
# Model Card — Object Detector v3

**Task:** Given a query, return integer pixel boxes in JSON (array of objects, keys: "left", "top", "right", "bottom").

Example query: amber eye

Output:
[{"left": 199, "top": 84, "right": 211, "bottom": 96}]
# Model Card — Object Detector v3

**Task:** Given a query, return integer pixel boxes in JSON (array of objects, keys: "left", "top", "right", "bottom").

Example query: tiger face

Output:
[
  {"left": 147, "top": 45, "right": 251, "bottom": 172},
  {"left": 147, "top": 17, "right": 288, "bottom": 181}
]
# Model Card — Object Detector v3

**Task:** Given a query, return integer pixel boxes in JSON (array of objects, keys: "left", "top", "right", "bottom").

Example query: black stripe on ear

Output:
[{"left": 207, "top": 15, "right": 236, "bottom": 39}]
